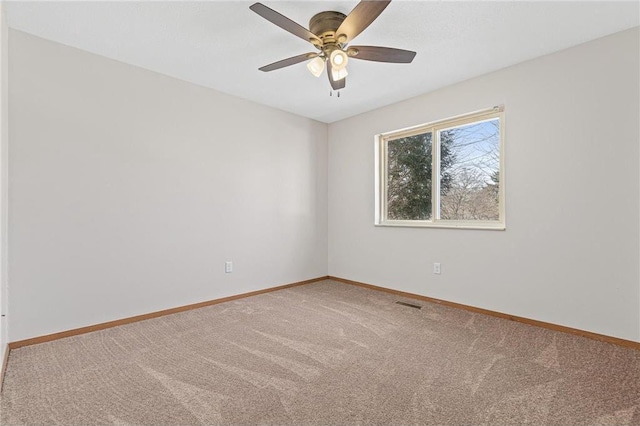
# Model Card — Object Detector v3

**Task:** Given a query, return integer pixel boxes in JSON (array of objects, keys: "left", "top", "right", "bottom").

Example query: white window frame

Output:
[{"left": 375, "top": 106, "right": 505, "bottom": 230}]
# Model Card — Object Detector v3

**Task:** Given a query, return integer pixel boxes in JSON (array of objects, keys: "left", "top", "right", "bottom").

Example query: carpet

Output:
[{"left": 1, "top": 280, "right": 639, "bottom": 425}]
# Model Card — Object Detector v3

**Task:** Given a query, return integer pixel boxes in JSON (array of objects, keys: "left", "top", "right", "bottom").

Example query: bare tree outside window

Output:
[{"left": 439, "top": 119, "right": 500, "bottom": 220}]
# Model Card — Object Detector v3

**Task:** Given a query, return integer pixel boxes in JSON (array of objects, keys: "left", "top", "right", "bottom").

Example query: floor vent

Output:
[{"left": 395, "top": 301, "right": 422, "bottom": 309}]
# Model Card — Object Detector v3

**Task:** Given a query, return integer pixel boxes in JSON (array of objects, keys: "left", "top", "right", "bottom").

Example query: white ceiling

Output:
[{"left": 5, "top": 1, "right": 639, "bottom": 123}]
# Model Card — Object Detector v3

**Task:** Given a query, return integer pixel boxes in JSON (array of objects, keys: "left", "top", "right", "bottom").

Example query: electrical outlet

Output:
[
  {"left": 225, "top": 261, "right": 233, "bottom": 273},
  {"left": 433, "top": 263, "right": 441, "bottom": 274}
]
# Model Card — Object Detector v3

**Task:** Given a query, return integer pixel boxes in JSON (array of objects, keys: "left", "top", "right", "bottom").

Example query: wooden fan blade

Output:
[
  {"left": 336, "top": 0, "right": 391, "bottom": 44},
  {"left": 250, "top": 3, "right": 321, "bottom": 45},
  {"left": 328, "top": 68, "right": 346, "bottom": 90},
  {"left": 259, "top": 53, "right": 319, "bottom": 72},
  {"left": 347, "top": 46, "right": 416, "bottom": 63}
]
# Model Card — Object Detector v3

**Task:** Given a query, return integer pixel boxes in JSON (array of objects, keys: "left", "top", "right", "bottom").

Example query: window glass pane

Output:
[
  {"left": 439, "top": 118, "right": 500, "bottom": 220},
  {"left": 387, "top": 132, "right": 433, "bottom": 220}
]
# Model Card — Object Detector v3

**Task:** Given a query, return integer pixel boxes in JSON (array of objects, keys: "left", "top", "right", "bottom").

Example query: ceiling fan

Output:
[{"left": 250, "top": 1, "right": 416, "bottom": 92}]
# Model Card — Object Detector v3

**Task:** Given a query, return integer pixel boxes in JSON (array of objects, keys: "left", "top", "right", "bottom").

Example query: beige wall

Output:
[
  {"left": 8, "top": 30, "right": 328, "bottom": 341},
  {"left": 0, "top": 5, "right": 8, "bottom": 361},
  {"left": 328, "top": 27, "right": 640, "bottom": 342}
]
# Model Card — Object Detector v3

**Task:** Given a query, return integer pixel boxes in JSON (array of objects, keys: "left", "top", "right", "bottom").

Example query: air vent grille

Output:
[{"left": 395, "top": 301, "right": 422, "bottom": 309}]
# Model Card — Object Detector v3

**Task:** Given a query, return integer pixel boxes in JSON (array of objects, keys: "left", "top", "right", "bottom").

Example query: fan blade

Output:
[
  {"left": 328, "top": 68, "right": 346, "bottom": 90},
  {"left": 259, "top": 53, "right": 319, "bottom": 72},
  {"left": 250, "top": 3, "right": 321, "bottom": 45},
  {"left": 336, "top": 0, "right": 391, "bottom": 44},
  {"left": 347, "top": 46, "right": 416, "bottom": 63}
]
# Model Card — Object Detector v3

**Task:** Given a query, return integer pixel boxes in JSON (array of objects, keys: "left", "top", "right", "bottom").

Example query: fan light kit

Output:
[
  {"left": 250, "top": 1, "right": 416, "bottom": 92},
  {"left": 307, "top": 57, "right": 325, "bottom": 77}
]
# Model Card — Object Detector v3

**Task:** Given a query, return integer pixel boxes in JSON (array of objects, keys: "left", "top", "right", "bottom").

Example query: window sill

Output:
[{"left": 375, "top": 221, "right": 506, "bottom": 230}]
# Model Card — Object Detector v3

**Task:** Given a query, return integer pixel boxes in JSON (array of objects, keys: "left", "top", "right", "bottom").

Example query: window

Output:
[{"left": 375, "top": 107, "right": 505, "bottom": 229}]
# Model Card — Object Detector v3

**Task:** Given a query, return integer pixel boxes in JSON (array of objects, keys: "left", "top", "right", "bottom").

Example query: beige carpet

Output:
[{"left": 1, "top": 280, "right": 639, "bottom": 425}]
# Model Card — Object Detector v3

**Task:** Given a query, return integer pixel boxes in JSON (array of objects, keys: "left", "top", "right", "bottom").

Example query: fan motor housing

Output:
[{"left": 309, "top": 11, "right": 347, "bottom": 44}]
